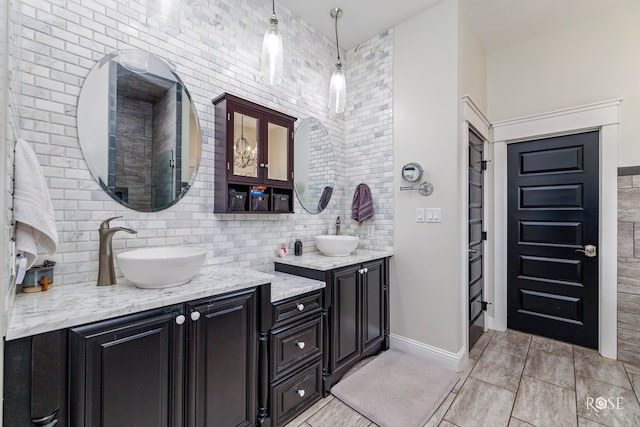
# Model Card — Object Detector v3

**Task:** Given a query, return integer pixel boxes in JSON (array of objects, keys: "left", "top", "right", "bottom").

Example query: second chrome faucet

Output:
[{"left": 97, "top": 216, "right": 137, "bottom": 286}]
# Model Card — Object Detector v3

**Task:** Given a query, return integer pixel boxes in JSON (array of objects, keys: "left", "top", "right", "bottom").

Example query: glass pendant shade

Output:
[
  {"left": 146, "top": 0, "right": 181, "bottom": 37},
  {"left": 261, "top": 14, "right": 284, "bottom": 85},
  {"left": 329, "top": 63, "right": 346, "bottom": 114}
]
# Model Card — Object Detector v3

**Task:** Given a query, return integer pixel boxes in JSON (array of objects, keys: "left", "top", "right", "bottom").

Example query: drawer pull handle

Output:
[
  {"left": 175, "top": 315, "right": 186, "bottom": 325},
  {"left": 296, "top": 341, "right": 305, "bottom": 349},
  {"left": 190, "top": 311, "right": 201, "bottom": 321},
  {"left": 296, "top": 303, "right": 305, "bottom": 311},
  {"left": 297, "top": 389, "right": 305, "bottom": 397}
]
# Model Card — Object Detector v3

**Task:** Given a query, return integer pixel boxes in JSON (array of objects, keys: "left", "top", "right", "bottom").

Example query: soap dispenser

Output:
[{"left": 294, "top": 239, "right": 303, "bottom": 256}]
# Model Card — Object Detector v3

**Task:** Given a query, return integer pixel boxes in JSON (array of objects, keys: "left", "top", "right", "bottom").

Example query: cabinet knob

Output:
[
  {"left": 259, "top": 163, "right": 269, "bottom": 168},
  {"left": 364, "top": 267, "right": 368, "bottom": 273},
  {"left": 190, "top": 311, "right": 201, "bottom": 321},
  {"left": 175, "top": 315, "right": 186, "bottom": 325},
  {"left": 296, "top": 341, "right": 305, "bottom": 350},
  {"left": 296, "top": 303, "right": 305, "bottom": 311},
  {"left": 297, "top": 389, "right": 305, "bottom": 397},
  {"left": 359, "top": 268, "right": 364, "bottom": 274}
]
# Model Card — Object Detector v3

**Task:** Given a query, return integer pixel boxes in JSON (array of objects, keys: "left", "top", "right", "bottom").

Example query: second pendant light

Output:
[{"left": 328, "top": 7, "right": 346, "bottom": 114}]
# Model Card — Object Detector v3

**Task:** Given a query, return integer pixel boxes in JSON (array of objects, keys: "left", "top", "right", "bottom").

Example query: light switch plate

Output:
[
  {"left": 426, "top": 208, "right": 441, "bottom": 223},
  {"left": 416, "top": 208, "right": 425, "bottom": 223}
]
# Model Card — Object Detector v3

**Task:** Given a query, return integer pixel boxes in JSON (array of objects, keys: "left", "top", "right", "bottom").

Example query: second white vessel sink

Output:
[
  {"left": 117, "top": 246, "right": 206, "bottom": 288},
  {"left": 315, "top": 235, "right": 359, "bottom": 257}
]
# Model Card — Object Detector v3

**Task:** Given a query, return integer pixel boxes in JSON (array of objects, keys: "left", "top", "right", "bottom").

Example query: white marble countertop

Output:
[
  {"left": 274, "top": 249, "right": 393, "bottom": 271},
  {"left": 270, "top": 272, "right": 325, "bottom": 303},
  {"left": 6, "top": 266, "right": 325, "bottom": 341}
]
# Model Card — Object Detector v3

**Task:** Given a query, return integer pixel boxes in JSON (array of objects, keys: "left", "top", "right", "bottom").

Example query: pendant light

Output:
[
  {"left": 261, "top": 0, "right": 284, "bottom": 85},
  {"left": 328, "top": 8, "right": 346, "bottom": 114},
  {"left": 146, "top": 0, "right": 181, "bottom": 38}
]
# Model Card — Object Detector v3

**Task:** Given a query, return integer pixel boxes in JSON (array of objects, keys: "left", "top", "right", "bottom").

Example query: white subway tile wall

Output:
[{"left": 9, "top": 0, "right": 394, "bottom": 287}]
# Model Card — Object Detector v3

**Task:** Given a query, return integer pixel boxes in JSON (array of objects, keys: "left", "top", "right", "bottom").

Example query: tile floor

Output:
[{"left": 285, "top": 330, "right": 640, "bottom": 427}]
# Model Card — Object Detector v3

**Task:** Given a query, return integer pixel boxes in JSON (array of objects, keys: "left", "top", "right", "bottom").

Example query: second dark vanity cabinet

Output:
[
  {"left": 331, "top": 259, "right": 386, "bottom": 375},
  {"left": 275, "top": 257, "right": 390, "bottom": 396}
]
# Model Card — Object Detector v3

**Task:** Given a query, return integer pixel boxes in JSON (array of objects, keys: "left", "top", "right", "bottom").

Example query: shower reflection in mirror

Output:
[{"left": 77, "top": 50, "right": 202, "bottom": 212}]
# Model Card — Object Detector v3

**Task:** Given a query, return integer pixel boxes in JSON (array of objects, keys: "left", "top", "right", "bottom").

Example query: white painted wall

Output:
[
  {"left": 0, "top": 0, "right": 7, "bottom": 415},
  {"left": 392, "top": 0, "right": 461, "bottom": 354},
  {"left": 487, "top": 0, "right": 640, "bottom": 167}
]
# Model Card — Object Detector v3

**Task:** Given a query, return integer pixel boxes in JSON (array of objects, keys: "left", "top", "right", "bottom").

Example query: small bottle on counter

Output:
[{"left": 294, "top": 239, "right": 303, "bottom": 256}]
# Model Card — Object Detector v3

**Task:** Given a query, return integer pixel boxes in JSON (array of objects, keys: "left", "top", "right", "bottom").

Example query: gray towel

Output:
[{"left": 351, "top": 183, "right": 374, "bottom": 223}]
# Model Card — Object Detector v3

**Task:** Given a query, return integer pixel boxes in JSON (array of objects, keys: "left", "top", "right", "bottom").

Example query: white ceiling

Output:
[{"left": 279, "top": 0, "right": 625, "bottom": 53}]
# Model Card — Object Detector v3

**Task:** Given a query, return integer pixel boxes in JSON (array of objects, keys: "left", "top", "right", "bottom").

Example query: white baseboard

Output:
[{"left": 389, "top": 333, "right": 466, "bottom": 372}]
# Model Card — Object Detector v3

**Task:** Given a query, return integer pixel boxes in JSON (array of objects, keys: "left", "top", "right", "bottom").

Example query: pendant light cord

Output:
[
  {"left": 272, "top": 0, "right": 275, "bottom": 14},
  {"left": 334, "top": 14, "right": 341, "bottom": 62}
]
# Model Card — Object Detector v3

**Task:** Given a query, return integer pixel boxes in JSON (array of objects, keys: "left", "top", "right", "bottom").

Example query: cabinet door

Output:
[
  {"left": 264, "top": 115, "right": 293, "bottom": 187},
  {"left": 230, "top": 109, "right": 261, "bottom": 182},
  {"left": 69, "top": 306, "right": 184, "bottom": 427},
  {"left": 362, "top": 259, "right": 385, "bottom": 350},
  {"left": 331, "top": 265, "right": 361, "bottom": 372},
  {"left": 187, "top": 289, "right": 257, "bottom": 427}
]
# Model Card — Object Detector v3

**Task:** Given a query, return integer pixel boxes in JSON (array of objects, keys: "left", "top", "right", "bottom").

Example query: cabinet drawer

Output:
[
  {"left": 271, "top": 361, "right": 322, "bottom": 427},
  {"left": 272, "top": 290, "right": 322, "bottom": 325},
  {"left": 271, "top": 315, "right": 322, "bottom": 379}
]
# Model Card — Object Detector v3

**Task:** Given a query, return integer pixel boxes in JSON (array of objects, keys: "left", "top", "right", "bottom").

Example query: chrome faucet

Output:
[
  {"left": 335, "top": 216, "right": 341, "bottom": 235},
  {"left": 97, "top": 216, "right": 137, "bottom": 286}
]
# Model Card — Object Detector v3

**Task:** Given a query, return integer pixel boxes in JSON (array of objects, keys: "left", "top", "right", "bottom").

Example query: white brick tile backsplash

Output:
[{"left": 7, "top": 0, "right": 394, "bottom": 288}]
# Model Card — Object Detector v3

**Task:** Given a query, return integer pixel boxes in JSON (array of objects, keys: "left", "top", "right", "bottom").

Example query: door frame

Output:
[
  {"left": 461, "top": 96, "right": 492, "bottom": 358},
  {"left": 491, "top": 99, "right": 620, "bottom": 359}
]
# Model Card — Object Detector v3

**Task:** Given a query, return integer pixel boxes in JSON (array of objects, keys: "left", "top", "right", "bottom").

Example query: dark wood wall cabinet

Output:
[
  {"left": 275, "top": 257, "right": 390, "bottom": 396},
  {"left": 4, "top": 285, "right": 271, "bottom": 427},
  {"left": 212, "top": 93, "right": 296, "bottom": 214},
  {"left": 269, "top": 290, "right": 323, "bottom": 426}
]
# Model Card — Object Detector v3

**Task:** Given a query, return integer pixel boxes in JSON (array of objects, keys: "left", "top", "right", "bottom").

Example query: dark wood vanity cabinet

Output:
[
  {"left": 212, "top": 93, "right": 296, "bottom": 214},
  {"left": 275, "top": 257, "right": 390, "bottom": 396},
  {"left": 331, "top": 260, "right": 386, "bottom": 374},
  {"left": 4, "top": 285, "right": 270, "bottom": 427},
  {"left": 269, "top": 290, "right": 323, "bottom": 426},
  {"left": 185, "top": 290, "right": 259, "bottom": 427},
  {"left": 3, "top": 329, "right": 68, "bottom": 427},
  {"left": 69, "top": 304, "right": 184, "bottom": 427}
]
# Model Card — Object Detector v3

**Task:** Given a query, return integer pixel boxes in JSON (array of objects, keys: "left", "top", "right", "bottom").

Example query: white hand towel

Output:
[{"left": 14, "top": 139, "right": 58, "bottom": 269}]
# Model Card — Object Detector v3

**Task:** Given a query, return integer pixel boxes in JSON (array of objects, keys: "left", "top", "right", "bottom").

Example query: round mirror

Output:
[
  {"left": 294, "top": 118, "right": 335, "bottom": 214},
  {"left": 77, "top": 49, "right": 202, "bottom": 212},
  {"left": 401, "top": 162, "right": 423, "bottom": 183}
]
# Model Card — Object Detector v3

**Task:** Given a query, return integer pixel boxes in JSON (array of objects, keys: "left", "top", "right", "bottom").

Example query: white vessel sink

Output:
[
  {"left": 315, "top": 235, "right": 359, "bottom": 257},
  {"left": 117, "top": 246, "right": 206, "bottom": 289}
]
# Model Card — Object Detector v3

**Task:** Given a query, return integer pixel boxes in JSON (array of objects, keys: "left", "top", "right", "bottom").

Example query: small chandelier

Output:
[
  {"left": 328, "top": 7, "right": 346, "bottom": 114},
  {"left": 261, "top": 0, "right": 284, "bottom": 85},
  {"left": 234, "top": 116, "right": 257, "bottom": 168}
]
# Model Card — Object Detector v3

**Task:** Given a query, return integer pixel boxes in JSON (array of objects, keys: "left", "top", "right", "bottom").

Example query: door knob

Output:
[{"left": 575, "top": 244, "right": 596, "bottom": 257}]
